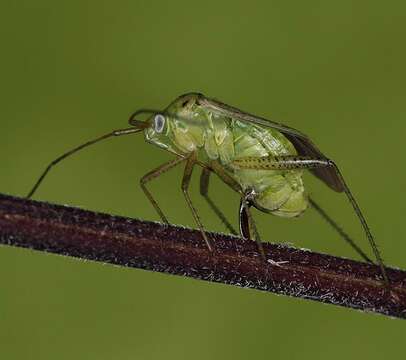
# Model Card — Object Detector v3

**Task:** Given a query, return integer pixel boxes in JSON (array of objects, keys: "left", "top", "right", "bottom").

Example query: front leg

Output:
[
  {"left": 182, "top": 153, "right": 213, "bottom": 252},
  {"left": 140, "top": 156, "right": 186, "bottom": 224}
]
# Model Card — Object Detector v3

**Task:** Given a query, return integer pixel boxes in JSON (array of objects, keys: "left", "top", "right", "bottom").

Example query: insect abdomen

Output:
[
  {"left": 228, "top": 120, "right": 308, "bottom": 217},
  {"left": 167, "top": 105, "right": 308, "bottom": 217}
]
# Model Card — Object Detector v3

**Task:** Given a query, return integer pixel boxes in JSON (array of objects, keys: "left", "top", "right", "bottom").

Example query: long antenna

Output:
[{"left": 27, "top": 127, "right": 143, "bottom": 198}]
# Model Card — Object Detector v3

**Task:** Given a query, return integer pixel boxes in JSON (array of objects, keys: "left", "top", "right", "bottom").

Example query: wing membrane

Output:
[{"left": 200, "top": 95, "right": 344, "bottom": 192}]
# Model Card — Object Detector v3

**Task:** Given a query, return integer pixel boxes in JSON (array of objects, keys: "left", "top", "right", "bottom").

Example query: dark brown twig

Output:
[{"left": 0, "top": 193, "right": 405, "bottom": 319}]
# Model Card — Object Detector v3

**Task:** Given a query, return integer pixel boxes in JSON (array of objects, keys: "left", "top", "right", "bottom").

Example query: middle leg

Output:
[
  {"left": 208, "top": 160, "right": 266, "bottom": 257},
  {"left": 140, "top": 156, "right": 186, "bottom": 224},
  {"left": 239, "top": 189, "right": 266, "bottom": 259}
]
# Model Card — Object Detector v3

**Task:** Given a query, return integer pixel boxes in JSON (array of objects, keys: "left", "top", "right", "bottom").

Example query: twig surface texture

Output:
[{"left": 0, "top": 193, "right": 405, "bottom": 319}]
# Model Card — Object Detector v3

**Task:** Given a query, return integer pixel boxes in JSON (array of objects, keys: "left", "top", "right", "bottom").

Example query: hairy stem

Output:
[{"left": 0, "top": 193, "right": 405, "bottom": 319}]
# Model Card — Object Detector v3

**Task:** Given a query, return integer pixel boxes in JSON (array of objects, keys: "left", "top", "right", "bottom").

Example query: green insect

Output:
[{"left": 27, "top": 92, "right": 389, "bottom": 286}]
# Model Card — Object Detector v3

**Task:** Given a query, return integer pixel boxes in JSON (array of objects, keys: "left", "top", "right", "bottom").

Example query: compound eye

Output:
[{"left": 154, "top": 114, "right": 165, "bottom": 133}]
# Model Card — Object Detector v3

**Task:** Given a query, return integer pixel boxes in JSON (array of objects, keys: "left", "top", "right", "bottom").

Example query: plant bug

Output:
[{"left": 27, "top": 92, "right": 389, "bottom": 287}]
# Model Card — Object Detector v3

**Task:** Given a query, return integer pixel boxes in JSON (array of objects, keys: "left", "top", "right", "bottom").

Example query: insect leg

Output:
[
  {"left": 232, "top": 155, "right": 389, "bottom": 286},
  {"left": 207, "top": 161, "right": 267, "bottom": 259},
  {"left": 199, "top": 168, "right": 238, "bottom": 235},
  {"left": 330, "top": 161, "right": 389, "bottom": 286},
  {"left": 182, "top": 153, "right": 213, "bottom": 251},
  {"left": 309, "top": 196, "right": 372, "bottom": 263},
  {"left": 239, "top": 198, "right": 250, "bottom": 240},
  {"left": 207, "top": 160, "right": 243, "bottom": 194},
  {"left": 27, "top": 127, "right": 144, "bottom": 198},
  {"left": 140, "top": 156, "right": 186, "bottom": 224},
  {"left": 239, "top": 191, "right": 265, "bottom": 259}
]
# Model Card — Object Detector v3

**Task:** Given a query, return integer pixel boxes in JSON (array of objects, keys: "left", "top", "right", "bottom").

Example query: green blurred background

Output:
[{"left": 1, "top": 1, "right": 405, "bottom": 359}]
